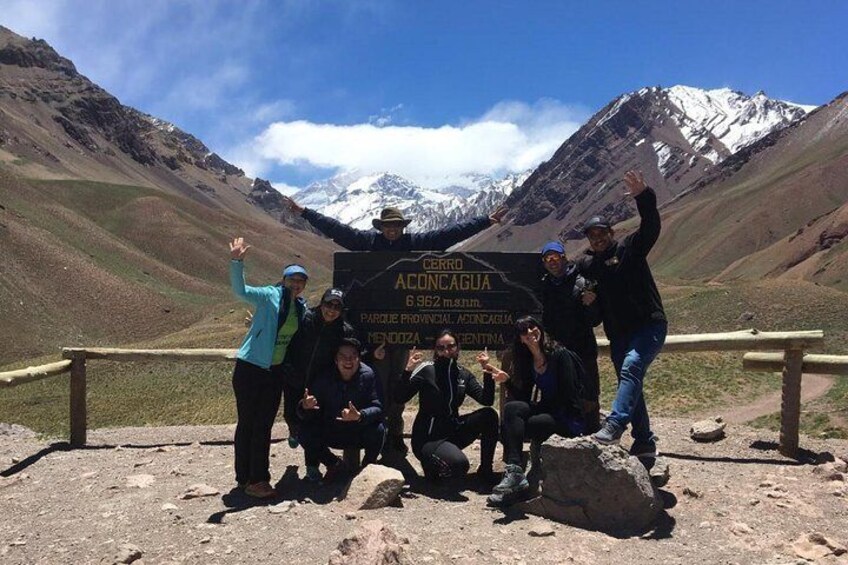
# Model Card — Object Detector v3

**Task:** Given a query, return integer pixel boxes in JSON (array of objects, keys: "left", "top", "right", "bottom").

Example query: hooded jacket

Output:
[
  {"left": 285, "top": 306, "right": 356, "bottom": 389},
  {"left": 230, "top": 260, "right": 307, "bottom": 369},
  {"left": 396, "top": 358, "right": 494, "bottom": 457},
  {"left": 297, "top": 362, "right": 383, "bottom": 427},
  {"left": 578, "top": 188, "right": 666, "bottom": 341},
  {"left": 301, "top": 208, "right": 492, "bottom": 251}
]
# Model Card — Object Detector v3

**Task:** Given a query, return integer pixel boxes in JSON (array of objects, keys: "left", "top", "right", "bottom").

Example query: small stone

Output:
[
  {"left": 682, "top": 487, "right": 702, "bottom": 498},
  {"left": 112, "top": 543, "right": 142, "bottom": 564},
  {"left": 162, "top": 503, "right": 178, "bottom": 511},
  {"left": 749, "top": 499, "right": 760, "bottom": 506},
  {"left": 528, "top": 525, "right": 555, "bottom": 537},
  {"left": 10, "top": 456, "right": 20, "bottom": 464},
  {"left": 178, "top": 483, "right": 219, "bottom": 499},
  {"left": 729, "top": 522, "right": 753, "bottom": 536},
  {"left": 759, "top": 480, "right": 776, "bottom": 488},
  {"left": 199, "top": 537, "right": 211, "bottom": 544},
  {"left": 9, "top": 538, "right": 26, "bottom": 547},
  {"left": 690, "top": 417, "right": 726, "bottom": 442},
  {"left": 792, "top": 533, "right": 847, "bottom": 561},
  {"left": 80, "top": 471, "right": 98, "bottom": 479},
  {"left": 125, "top": 474, "right": 155, "bottom": 488},
  {"left": 699, "top": 521, "right": 712, "bottom": 528},
  {"left": 345, "top": 512, "right": 357, "bottom": 520},
  {"left": 765, "top": 490, "right": 786, "bottom": 499},
  {"left": 268, "top": 501, "right": 295, "bottom": 514},
  {"left": 132, "top": 459, "right": 153, "bottom": 468}
]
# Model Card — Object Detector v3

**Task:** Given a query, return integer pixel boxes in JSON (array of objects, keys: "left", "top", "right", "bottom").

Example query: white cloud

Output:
[
  {"left": 241, "top": 99, "right": 588, "bottom": 187},
  {"left": 269, "top": 181, "right": 301, "bottom": 196}
]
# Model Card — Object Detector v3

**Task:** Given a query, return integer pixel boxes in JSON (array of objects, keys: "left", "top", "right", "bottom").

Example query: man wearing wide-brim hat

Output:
[
  {"left": 284, "top": 198, "right": 507, "bottom": 251},
  {"left": 283, "top": 196, "right": 508, "bottom": 454}
]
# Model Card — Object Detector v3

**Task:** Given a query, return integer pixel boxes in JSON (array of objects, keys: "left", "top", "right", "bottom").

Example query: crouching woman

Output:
[
  {"left": 297, "top": 338, "right": 386, "bottom": 482},
  {"left": 397, "top": 329, "right": 501, "bottom": 483}
]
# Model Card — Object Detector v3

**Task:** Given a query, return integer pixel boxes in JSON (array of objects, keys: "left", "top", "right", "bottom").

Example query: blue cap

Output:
[
  {"left": 282, "top": 264, "right": 308, "bottom": 279},
  {"left": 540, "top": 241, "right": 565, "bottom": 256}
]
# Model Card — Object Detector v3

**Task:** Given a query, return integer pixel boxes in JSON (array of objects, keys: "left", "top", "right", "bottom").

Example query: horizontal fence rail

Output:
[
  {"left": 0, "top": 360, "right": 72, "bottom": 388},
  {"left": 743, "top": 353, "right": 848, "bottom": 375},
  {"left": 0, "top": 329, "right": 835, "bottom": 458}
]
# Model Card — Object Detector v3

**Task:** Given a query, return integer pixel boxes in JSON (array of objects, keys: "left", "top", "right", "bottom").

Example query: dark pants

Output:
[
  {"left": 501, "top": 401, "right": 582, "bottom": 466},
  {"left": 300, "top": 420, "right": 386, "bottom": 468},
  {"left": 372, "top": 346, "right": 409, "bottom": 439},
  {"left": 576, "top": 347, "right": 602, "bottom": 433},
  {"left": 232, "top": 359, "right": 284, "bottom": 484},
  {"left": 417, "top": 407, "right": 499, "bottom": 479}
]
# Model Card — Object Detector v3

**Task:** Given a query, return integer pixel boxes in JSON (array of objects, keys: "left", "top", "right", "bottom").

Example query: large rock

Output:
[
  {"left": 340, "top": 464, "right": 405, "bottom": 510},
  {"left": 516, "top": 436, "right": 662, "bottom": 534},
  {"left": 328, "top": 520, "right": 413, "bottom": 565},
  {"left": 791, "top": 533, "right": 847, "bottom": 561},
  {"left": 690, "top": 417, "right": 726, "bottom": 442}
]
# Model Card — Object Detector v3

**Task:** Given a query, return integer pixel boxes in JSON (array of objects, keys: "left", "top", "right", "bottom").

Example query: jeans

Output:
[{"left": 608, "top": 321, "right": 667, "bottom": 442}]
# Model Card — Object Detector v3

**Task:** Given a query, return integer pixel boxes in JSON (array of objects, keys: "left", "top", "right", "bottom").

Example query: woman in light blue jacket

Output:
[{"left": 229, "top": 237, "right": 308, "bottom": 498}]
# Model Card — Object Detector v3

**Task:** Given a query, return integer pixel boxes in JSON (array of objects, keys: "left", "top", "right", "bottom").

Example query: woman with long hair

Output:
[{"left": 487, "top": 316, "right": 585, "bottom": 506}]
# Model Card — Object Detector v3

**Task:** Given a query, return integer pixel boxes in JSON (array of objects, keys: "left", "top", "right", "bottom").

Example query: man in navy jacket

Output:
[{"left": 297, "top": 338, "right": 385, "bottom": 481}]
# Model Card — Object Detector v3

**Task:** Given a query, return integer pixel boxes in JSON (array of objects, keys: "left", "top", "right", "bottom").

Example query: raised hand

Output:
[
  {"left": 490, "top": 368, "right": 510, "bottom": 384},
  {"left": 300, "top": 388, "right": 319, "bottom": 410},
  {"left": 373, "top": 342, "right": 386, "bottom": 361},
  {"left": 476, "top": 347, "right": 490, "bottom": 368},
  {"left": 623, "top": 170, "right": 647, "bottom": 198},
  {"left": 489, "top": 205, "right": 509, "bottom": 224},
  {"left": 282, "top": 195, "right": 304, "bottom": 215},
  {"left": 337, "top": 401, "right": 361, "bottom": 422},
  {"left": 405, "top": 347, "right": 424, "bottom": 372},
  {"left": 229, "top": 237, "right": 251, "bottom": 260}
]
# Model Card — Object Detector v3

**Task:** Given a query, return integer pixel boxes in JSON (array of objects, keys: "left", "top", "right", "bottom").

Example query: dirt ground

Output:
[{"left": 1, "top": 418, "right": 847, "bottom": 565}]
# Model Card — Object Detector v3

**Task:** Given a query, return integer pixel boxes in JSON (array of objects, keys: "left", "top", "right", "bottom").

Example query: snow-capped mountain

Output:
[
  {"left": 296, "top": 171, "right": 529, "bottom": 231},
  {"left": 501, "top": 85, "right": 816, "bottom": 235}
]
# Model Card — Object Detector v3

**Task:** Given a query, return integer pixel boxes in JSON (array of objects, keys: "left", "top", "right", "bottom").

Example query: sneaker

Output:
[
  {"left": 304, "top": 465, "right": 322, "bottom": 483},
  {"left": 244, "top": 481, "right": 277, "bottom": 499},
  {"left": 288, "top": 435, "right": 300, "bottom": 449},
  {"left": 322, "top": 459, "right": 350, "bottom": 483},
  {"left": 593, "top": 420, "right": 624, "bottom": 445},
  {"left": 629, "top": 435, "right": 659, "bottom": 459}
]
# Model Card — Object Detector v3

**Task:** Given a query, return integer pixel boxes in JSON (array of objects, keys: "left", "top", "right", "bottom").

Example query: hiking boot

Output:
[
  {"left": 526, "top": 441, "right": 545, "bottom": 492},
  {"left": 304, "top": 465, "right": 322, "bottom": 483},
  {"left": 593, "top": 419, "right": 624, "bottom": 445},
  {"left": 492, "top": 464, "right": 529, "bottom": 495},
  {"left": 629, "top": 435, "right": 659, "bottom": 459},
  {"left": 288, "top": 435, "right": 300, "bottom": 449},
  {"left": 322, "top": 459, "right": 350, "bottom": 483},
  {"left": 244, "top": 481, "right": 277, "bottom": 499},
  {"left": 474, "top": 465, "right": 499, "bottom": 487}
]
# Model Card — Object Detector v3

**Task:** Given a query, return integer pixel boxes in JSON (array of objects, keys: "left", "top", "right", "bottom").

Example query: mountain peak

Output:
[{"left": 0, "top": 26, "right": 77, "bottom": 76}]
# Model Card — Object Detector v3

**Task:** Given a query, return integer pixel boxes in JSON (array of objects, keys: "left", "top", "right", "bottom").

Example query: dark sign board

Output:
[{"left": 333, "top": 252, "right": 543, "bottom": 350}]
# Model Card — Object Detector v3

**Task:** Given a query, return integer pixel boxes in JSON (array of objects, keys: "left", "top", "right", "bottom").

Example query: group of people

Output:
[{"left": 228, "top": 169, "right": 667, "bottom": 508}]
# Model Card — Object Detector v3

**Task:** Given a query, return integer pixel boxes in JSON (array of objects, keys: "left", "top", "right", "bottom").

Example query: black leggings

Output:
[
  {"left": 418, "top": 407, "right": 498, "bottom": 479},
  {"left": 501, "top": 401, "right": 577, "bottom": 466},
  {"left": 232, "top": 359, "right": 284, "bottom": 484}
]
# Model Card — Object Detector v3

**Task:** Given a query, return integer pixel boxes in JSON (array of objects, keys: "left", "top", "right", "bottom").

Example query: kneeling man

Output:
[{"left": 298, "top": 338, "right": 386, "bottom": 482}]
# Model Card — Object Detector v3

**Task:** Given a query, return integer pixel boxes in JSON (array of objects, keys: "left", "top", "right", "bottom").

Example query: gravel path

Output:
[{"left": 2, "top": 419, "right": 847, "bottom": 564}]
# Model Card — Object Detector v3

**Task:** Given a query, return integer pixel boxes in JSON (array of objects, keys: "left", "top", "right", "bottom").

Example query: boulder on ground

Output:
[
  {"left": 791, "top": 532, "right": 847, "bottom": 561},
  {"left": 515, "top": 436, "right": 662, "bottom": 534},
  {"left": 690, "top": 417, "right": 726, "bottom": 442},
  {"left": 328, "top": 519, "right": 412, "bottom": 565},
  {"left": 340, "top": 464, "right": 405, "bottom": 510}
]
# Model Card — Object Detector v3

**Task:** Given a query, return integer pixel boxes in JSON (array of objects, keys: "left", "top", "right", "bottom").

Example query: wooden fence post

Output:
[
  {"left": 778, "top": 348, "right": 804, "bottom": 458},
  {"left": 69, "top": 351, "right": 87, "bottom": 447}
]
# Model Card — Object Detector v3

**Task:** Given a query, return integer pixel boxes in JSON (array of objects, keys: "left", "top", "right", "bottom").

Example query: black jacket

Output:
[
  {"left": 301, "top": 208, "right": 492, "bottom": 251},
  {"left": 396, "top": 358, "right": 494, "bottom": 456},
  {"left": 285, "top": 307, "right": 356, "bottom": 389},
  {"left": 504, "top": 347, "right": 583, "bottom": 422},
  {"left": 578, "top": 188, "right": 666, "bottom": 341},
  {"left": 297, "top": 363, "right": 382, "bottom": 427},
  {"left": 540, "top": 263, "right": 601, "bottom": 357}
]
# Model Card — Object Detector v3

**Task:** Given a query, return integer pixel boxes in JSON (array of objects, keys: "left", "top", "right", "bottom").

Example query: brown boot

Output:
[{"left": 244, "top": 481, "right": 277, "bottom": 499}]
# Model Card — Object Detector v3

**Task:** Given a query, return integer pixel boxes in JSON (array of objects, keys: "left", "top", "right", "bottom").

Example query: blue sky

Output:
[{"left": 2, "top": 0, "right": 846, "bottom": 191}]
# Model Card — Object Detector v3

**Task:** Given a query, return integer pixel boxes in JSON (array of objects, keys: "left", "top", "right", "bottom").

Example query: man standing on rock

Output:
[
  {"left": 538, "top": 240, "right": 602, "bottom": 433},
  {"left": 283, "top": 195, "right": 508, "bottom": 455},
  {"left": 579, "top": 170, "right": 667, "bottom": 459}
]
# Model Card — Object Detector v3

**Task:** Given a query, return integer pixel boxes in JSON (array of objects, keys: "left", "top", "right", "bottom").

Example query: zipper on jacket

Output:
[
  {"left": 255, "top": 329, "right": 263, "bottom": 338},
  {"left": 428, "top": 416, "right": 435, "bottom": 436},
  {"left": 447, "top": 358, "right": 455, "bottom": 414}
]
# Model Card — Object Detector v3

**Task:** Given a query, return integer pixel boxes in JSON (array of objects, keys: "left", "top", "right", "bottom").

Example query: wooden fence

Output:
[{"left": 2, "top": 329, "right": 844, "bottom": 458}]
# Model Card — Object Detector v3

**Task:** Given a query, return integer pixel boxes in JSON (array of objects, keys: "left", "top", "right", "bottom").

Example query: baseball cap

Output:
[
  {"left": 540, "top": 241, "right": 565, "bottom": 256},
  {"left": 583, "top": 216, "right": 611, "bottom": 233},
  {"left": 321, "top": 288, "right": 345, "bottom": 306}
]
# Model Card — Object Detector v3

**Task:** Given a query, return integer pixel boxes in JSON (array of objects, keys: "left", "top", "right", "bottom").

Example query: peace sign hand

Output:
[
  {"left": 476, "top": 347, "right": 490, "bottom": 368},
  {"left": 337, "top": 401, "right": 361, "bottom": 422},
  {"left": 405, "top": 347, "right": 424, "bottom": 372}
]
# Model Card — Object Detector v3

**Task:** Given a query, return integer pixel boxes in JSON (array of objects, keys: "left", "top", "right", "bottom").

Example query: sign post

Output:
[{"left": 334, "top": 251, "right": 542, "bottom": 350}]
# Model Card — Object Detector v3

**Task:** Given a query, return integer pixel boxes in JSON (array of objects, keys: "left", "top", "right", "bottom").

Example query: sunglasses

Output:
[
  {"left": 322, "top": 301, "right": 343, "bottom": 311},
  {"left": 542, "top": 254, "right": 564, "bottom": 263},
  {"left": 435, "top": 343, "right": 458, "bottom": 352}
]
